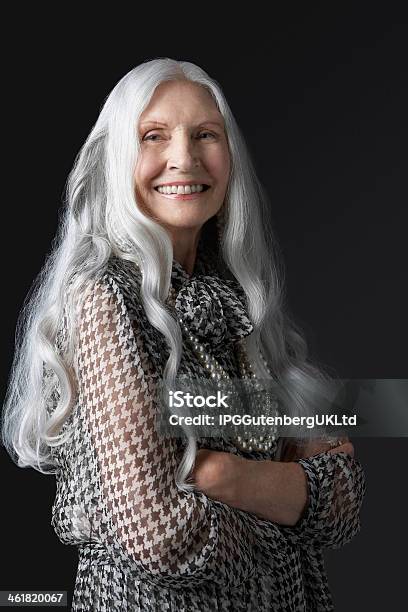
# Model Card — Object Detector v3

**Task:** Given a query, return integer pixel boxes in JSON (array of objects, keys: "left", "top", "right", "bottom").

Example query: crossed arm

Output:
[{"left": 191, "top": 437, "right": 355, "bottom": 527}]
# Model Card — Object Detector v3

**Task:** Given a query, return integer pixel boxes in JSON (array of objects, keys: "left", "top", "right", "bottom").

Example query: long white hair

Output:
[{"left": 1, "top": 57, "right": 333, "bottom": 486}]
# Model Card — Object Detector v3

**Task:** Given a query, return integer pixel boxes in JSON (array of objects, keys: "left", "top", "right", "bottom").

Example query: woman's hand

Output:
[
  {"left": 281, "top": 436, "right": 355, "bottom": 462},
  {"left": 327, "top": 440, "right": 354, "bottom": 457}
]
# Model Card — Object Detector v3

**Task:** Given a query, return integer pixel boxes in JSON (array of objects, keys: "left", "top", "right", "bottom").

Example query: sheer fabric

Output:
[{"left": 49, "top": 250, "right": 366, "bottom": 611}]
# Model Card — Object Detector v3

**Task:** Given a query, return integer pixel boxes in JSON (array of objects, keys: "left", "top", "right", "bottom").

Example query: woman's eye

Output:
[
  {"left": 143, "top": 133, "right": 161, "bottom": 141},
  {"left": 142, "top": 131, "right": 216, "bottom": 142}
]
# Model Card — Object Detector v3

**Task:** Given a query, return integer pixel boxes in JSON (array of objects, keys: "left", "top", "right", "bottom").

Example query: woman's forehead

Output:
[{"left": 139, "top": 81, "right": 223, "bottom": 126}]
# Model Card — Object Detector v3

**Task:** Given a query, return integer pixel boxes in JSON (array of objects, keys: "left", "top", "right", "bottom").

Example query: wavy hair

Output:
[{"left": 1, "top": 57, "right": 334, "bottom": 486}]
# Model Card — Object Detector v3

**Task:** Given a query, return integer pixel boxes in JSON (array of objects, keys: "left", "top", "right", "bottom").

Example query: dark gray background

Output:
[{"left": 2, "top": 4, "right": 407, "bottom": 610}]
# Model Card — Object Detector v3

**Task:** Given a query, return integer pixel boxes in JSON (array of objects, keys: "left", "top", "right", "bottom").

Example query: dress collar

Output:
[{"left": 169, "top": 240, "right": 254, "bottom": 349}]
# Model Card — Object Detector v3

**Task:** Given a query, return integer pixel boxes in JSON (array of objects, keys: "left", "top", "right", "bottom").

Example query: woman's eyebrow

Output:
[{"left": 139, "top": 120, "right": 224, "bottom": 129}]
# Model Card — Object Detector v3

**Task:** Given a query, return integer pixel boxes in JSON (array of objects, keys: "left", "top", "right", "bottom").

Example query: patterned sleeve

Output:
[
  {"left": 74, "top": 275, "right": 255, "bottom": 587},
  {"left": 280, "top": 448, "right": 366, "bottom": 549}
]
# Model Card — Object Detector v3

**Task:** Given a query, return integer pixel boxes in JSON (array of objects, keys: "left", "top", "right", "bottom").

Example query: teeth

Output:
[{"left": 156, "top": 184, "right": 206, "bottom": 195}]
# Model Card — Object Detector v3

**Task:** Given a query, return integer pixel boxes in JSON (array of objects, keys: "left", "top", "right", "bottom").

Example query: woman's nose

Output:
[{"left": 166, "top": 131, "right": 200, "bottom": 170}]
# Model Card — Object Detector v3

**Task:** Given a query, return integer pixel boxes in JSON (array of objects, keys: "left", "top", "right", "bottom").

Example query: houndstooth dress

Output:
[{"left": 48, "top": 238, "right": 366, "bottom": 611}]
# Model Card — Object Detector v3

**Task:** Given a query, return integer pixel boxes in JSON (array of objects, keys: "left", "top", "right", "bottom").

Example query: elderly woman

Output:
[{"left": 2, "top": 58, "right": 365, "bottom": 611}]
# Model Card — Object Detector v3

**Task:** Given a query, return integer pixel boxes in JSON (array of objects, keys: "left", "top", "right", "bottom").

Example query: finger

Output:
[{"left": 327, "top": 442, "right": 355, "bottom": 457}]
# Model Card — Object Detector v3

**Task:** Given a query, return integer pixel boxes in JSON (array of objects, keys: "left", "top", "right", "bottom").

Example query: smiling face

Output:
[{"left": 134, "top": 80, "right": 231, "bottom": 244}]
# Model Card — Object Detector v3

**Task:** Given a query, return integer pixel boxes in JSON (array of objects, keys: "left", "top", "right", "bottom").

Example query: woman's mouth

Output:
[{"left": 154, "top": 185, "right": 211, "bottom": 201}]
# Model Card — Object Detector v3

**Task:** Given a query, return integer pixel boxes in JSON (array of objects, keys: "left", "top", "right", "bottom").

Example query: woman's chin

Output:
[{"left": 152, "top": 209, "right": 216, "bottom": 231}]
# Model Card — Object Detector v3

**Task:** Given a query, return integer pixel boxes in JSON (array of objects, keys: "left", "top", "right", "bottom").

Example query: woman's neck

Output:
[{"left": 170, "top": 228, "right": 203, "bottom": 276}]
